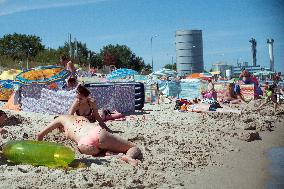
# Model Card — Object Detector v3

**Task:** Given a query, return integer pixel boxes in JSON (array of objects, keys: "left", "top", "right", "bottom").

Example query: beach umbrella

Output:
[
  {"left": 253, "top": 70, "right": 274, "bottom": 76},
  {"left": 186, "top": 73, "right": 199, "bottom": 79},
  {"left": 151, "top": 68, "right": 177, "bottom": 77},
  {"left": 186, "top": 73, "right": 202, "bottom": 79},
  {"left": 0, "top": 80, "right": 17, "bottom": 101},
  {"left": 186, "top": 72, "right": 212, "bottom": 80},
  {"left": 0, "top": 69, "right": 22, "bottom": 80},
  {"left": 209, "top": 71, "right": 221, "bottom": 75},
  {"left": 200, "top": 72, "right": 212, "bottom": 78},
  {"left": 15, "top": 65, "right": 71, "bottom": 85},
  {"left": 107, "top": 68, "right": 138, "bottom": 80}
]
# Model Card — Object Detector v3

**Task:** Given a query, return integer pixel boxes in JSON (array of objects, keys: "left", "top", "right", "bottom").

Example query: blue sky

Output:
[{"left": 0, "top": 0, "right": 283, "bottom": 72}]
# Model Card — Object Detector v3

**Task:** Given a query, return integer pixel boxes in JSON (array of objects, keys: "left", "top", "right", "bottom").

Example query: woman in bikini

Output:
[
  {"left": 37, "top": 115, "right": 142, "bottom": 166},
  {"left": 68, "top": 85, "right": 125, "bottom": 123}
]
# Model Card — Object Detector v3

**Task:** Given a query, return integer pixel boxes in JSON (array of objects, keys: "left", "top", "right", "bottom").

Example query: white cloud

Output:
[{"left": 0, "top": 0, "right": 107, "bottom": 16}]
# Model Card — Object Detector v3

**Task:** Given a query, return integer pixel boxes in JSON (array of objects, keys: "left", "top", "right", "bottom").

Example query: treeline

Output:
[{"left": 0, "top": 33, "right": 151, "bottom": 71}]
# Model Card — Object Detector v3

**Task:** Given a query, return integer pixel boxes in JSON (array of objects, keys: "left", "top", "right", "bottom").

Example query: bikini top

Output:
[{"left": 75, "top": 100, "right": 94, "bottom": 117}]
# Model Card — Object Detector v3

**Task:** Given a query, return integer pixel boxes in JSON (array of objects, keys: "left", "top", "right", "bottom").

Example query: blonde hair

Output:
[{"left": 227, "top": 83, "right": 237, "bottom": 98}]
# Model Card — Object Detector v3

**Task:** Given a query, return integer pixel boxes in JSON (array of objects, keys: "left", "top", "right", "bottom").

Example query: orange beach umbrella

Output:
[
  {"left": 186, "top": 73, "right": 212, "bottom": 79},
  {"left": 186, "top": 73, "right": 201, "bottom": 79}
]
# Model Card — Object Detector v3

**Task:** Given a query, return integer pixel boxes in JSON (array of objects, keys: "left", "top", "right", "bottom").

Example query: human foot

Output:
[
  {"left": 105, "top": 151, "right": 123, "bottom": 157},
  {"left": 120, "top": 155, "right": 139, "bottom": 166}
]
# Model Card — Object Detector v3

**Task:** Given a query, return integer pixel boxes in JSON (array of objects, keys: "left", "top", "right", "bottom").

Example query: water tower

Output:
[{"left": 175, "top": 30, "right": 204, "bottom": 75}]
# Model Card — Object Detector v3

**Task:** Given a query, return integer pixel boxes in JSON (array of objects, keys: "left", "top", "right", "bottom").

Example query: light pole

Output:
[{"left": 151, "top": 35, "right": 158, "bottom": 71}]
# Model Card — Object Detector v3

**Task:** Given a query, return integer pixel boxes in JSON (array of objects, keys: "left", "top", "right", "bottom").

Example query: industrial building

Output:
[{"left": 175, "top": 30, "right": 204, "bottom": 75}]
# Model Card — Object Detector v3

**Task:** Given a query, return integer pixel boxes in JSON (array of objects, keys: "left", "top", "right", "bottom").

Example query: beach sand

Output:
[{"left": 0, "top": 100, "right": 283, "bottom": 188}]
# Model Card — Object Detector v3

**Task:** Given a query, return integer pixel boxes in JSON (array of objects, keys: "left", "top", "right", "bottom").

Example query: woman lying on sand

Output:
[
  {"left": 37, "top": 115, "right": 142, "bottom": 166},
  {"left": 68, "top": 85, "right": 125, "bottom": 123}
]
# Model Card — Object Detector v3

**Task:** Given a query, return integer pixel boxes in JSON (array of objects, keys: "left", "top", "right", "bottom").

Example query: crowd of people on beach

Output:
[
  {"left": 175, "top": 70, "right": 283, "bottom": 115},
  {"left": 0, "top": 58, "right": 283, "bottom": 167}
]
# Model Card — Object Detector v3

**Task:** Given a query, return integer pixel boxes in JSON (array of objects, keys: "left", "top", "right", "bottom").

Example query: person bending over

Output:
[
  {"left": 37, "top": 115, "right": 142, "bottom": 166},
  {"left": 255, "top": 84, "right": 278, "bottom": 115}
]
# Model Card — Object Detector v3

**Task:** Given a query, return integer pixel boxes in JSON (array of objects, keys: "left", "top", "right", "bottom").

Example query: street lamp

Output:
[{"left": 151, "top": 35, "right": 159, "bottom": 71}]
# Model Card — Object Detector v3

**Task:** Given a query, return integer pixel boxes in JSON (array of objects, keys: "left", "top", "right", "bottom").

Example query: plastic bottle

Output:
[{"left": 2, "top": 140, "right": 75, "bottom": 167}]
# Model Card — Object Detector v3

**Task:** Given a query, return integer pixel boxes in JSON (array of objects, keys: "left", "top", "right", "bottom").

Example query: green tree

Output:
[
  {"left": 0, "top": 33, "right": 44, "bottom": 60},
  {"left": 35, "top": 48, "right": 62, "bottom": 66},
  {"left": 96, "top": 44, "right": 146, "bottom": 71},
  {"left": 57, "top": 41, "right": 91, "bottom": 67},
  {"left": 164, "top": 63, "right": 176, "bottom": 70}
]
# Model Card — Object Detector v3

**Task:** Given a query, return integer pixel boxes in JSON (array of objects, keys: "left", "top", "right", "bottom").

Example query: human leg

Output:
[
  {"left": 106, "top": 112, "right": 125, "bottom": 121},
  {"left": 99, "top": 129, "right": 142, "bottom": 165},
  {"left": 273, "top": 102, "right": 277, "bottom": 115},
  {"left": 77, "top": 144, "right": 101, "bottom": 156},
  {"left": 255, "top": 98, "right": 269, "bottom": 111},
  {"left": 99, "top": 129, "right": 135, "bottom": 152},
  {"left": 230, "top": 99, "right": 241, "bottom": 104},
  {"left": 120, "top": 146, "right": 142, "bottom": 166}
]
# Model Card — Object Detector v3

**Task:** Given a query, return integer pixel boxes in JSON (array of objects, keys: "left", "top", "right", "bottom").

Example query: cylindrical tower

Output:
[
  {"left": 267, "top": 38, "right": 274, "bottom": 72},
  {"left": 249, "top": 38, "right": 257, "bottom": 66},
  {"left": 175, "top": 30, "right": 204, "bottom": 75}
]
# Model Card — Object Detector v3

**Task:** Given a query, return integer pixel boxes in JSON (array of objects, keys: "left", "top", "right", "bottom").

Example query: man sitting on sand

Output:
[{"left": 37, "top": 115, "right": 142, "bottom": 166}]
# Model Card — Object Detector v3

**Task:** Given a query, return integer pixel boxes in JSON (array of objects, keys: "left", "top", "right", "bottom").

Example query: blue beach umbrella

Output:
[
  {"left": 15, "top": 65, "right": 71, "bottom": 85},
  {"left": 107, "top": 68, "right": 138, "bottom": 80}
]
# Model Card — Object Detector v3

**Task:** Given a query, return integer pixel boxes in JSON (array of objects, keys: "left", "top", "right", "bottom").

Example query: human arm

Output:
[
  {"left": 237, "top": 93, "right": 249, "bottom": 103},
  {"left": 68, "top": 100, "right": 79, "bottom": 115},
  {"left": 37, "top": 119, "right": 62, "bottom": 141},
  {"left": 90, "top": 100, "right": 112, "bottom": 132}
]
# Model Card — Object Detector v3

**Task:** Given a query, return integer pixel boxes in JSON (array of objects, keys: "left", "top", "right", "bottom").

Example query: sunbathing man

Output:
[
  {"left": 68, "top": 85, "right": 125, "bottom": 123},
  {"left": 37, "top": 115, "right": 142, "bottom": 166}
]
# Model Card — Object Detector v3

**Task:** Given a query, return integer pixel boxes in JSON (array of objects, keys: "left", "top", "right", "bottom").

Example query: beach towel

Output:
[
  {"left": 240, "top": 84, "right": 254, "bottom": 101},
  {"left": 145, "top": 84, "right": 159, "bottom": 103},
  {"left": 214, "top": 83, "right": 226, "bottom": 102}
]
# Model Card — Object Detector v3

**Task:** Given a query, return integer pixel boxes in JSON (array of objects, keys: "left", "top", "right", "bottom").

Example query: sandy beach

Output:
[{"left": 0, "top": 100, "right": 283, "bottom": 189}]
